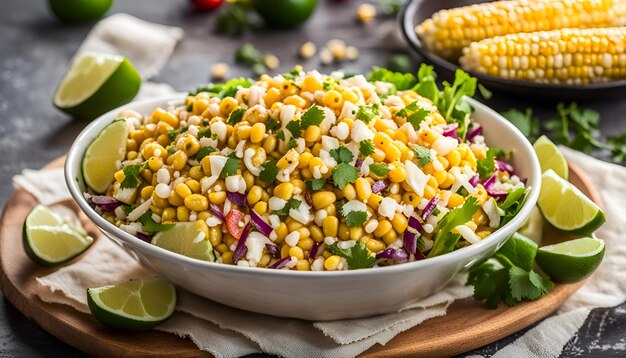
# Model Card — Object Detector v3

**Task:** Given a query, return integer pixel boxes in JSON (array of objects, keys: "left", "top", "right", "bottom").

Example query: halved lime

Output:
[
  {"left": 533, "top": 135, "right": 568, "bottom": 180},
  {"left": 536, "top": 236, "right": 605, "bottom": 283},
  {"left": 25, "top": 205, "right": 65, "bottom": 228},
  {"left": 151, "top": 222, "right": 214, "bottom": 262},
  {"left": 538, "top": 170, "right": 605, "bottom": 236},
  {"left": 48, "top": 0, "right": 113, "bottom": 23},
  {"left": 87, "top": 277, "right": 176, "bottom": 330},
  {"left": 53, "top": 52, "right": 141, "bottom": 120},
  {"left": 24, "top": 225, "right": 93, "bottom": 267},
  {"left": 82, "top": 119, "right": 129, "bottom": 194}
]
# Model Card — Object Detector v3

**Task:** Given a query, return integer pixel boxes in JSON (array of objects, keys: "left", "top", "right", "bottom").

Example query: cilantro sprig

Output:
[
  {"left": 332, "top": 163, "right": 359, "bottom": 189},
  {"left": 120, "top": 162, "right": 147, "bottom": 189},
  {"left": 345, "top": 211, "right": 368, "bottom": 228},
  {"left": 397, "top": 101, "right": 430, "bottom": 130},
  {"left": 274, "top": 198, "right": 302, "bottom": 216},
  {"left": 306, "top": 178, "right": 326, "bottom": 190},
  {"left": 369, "top": 162, "right": 390, "bottom": 176},
  {"left": 355, "top": 104, "right": 379, "bottom": 123},
  {"left": 285, "top": 105, "right": 325, "bottom": 139},
  {"left": 359, "top": 139, "right": 375, "bottom": 156},
  {"left": 259, "top": 160, "right": 278, "bottom": 183},
  {"left": 220, "top": 155, "right": 241, "bottom": 178},
  {"left": 330, "top": 146, "right": 354, "bottom": 164},
  {"left": 327, "top": 242, "right": 376, "bottom": 270},
  {"left": 136, "top": 210, "right": 175, "bottom": 233},
  {"left": 428, "top": 197, "right": 480, "bottom": 258},
  {"left": 412, "top": 145, "right": 432, "bottom": 167}
]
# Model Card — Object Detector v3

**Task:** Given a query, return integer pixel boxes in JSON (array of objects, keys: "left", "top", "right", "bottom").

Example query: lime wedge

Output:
[
  {"left": 25, "top": 205, "right": 65, "bottom": 228},
  {"left": 53, "top": 52, "right": 141, "bottom": 120},
  {"left": 536, "top": 236, "right": 605, "bottom": 283},
  {"left": 151, "top": 222, "right": 214, "bottom": 262},
  {"left": 48, "top": 0, "right": 113, "bottom": 23},
  {"left": 533, "top": 135, "right": 568, "bottom": 180},
  {"left": 538, "top": 170, "right": 605, "bottom": 236},
  {"left": 87, "top": 277, "right": 176, "bottom": 330},
  {"left": 82, "top": 119, "right": 129, "bottom": 194},
  {"left": 24, "top": 225, "right": 93, "bottom": 267}
]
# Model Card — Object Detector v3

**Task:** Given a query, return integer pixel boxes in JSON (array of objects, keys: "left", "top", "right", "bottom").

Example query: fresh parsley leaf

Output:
[
  {"left": 355, "top": 104, "right": 379, "bottom": 123},
  {"left": 220, "top": 156, "right": 241, "bottom": 178},
  {"left": 189, "top": 77, "right": 253, "bottom": 98},
  {"left": 359, "top": 139, "right": 375, "bottom": 156},
  {"left": 369, "top": 162, "right": 390, "bottom": 176},
  {"left": 136, "top": 211, "right": 175, "bottom": 233},
  {"left": 286, "top": 120, "right": 302, "bottom": 139},
  {"left": 332, "top": 163, "right": 360, "bottom": 189},
  {"left": 330, "top": 146, "right": 354, "bottom": 164},
  {"left": 194, "top": 146, "right": 215, "bottom": 161},
  {"left": 501, "top": 108, "right": 539, "bottom": 141},
  {"left": 413, "top": 145, "right": 432, "bottom": 167},
  {"left": 266, "top": 117, "right": 280, "bottom": 131},
  {"left": 300, "top": 105, "right": 325, "bottom": 128},
  {"left": 306, "top": 178, "right": 326, "bottom": 190},
  {"left": 120, "top": 162, "right": 147, "bottom": 189},
  {"left": 227, "top": 107, "right": 246, "bottom": 125},
  {"left": 428, "top": 197, "right": 480, "bottom": 257},
  {"left": 397, "top": 101, "right": 429, "bottom": 130},
  {"left": 327, "top": 242, "right": 376, "bottom": 270},
  {"left": 509, "top": 266, "right": 554, "bottom": 301},
  {"left": 345, "top": 211, "right": 368, "bottom": 228},
  {"left": 367, "top": 67, "right": 417, "bottom": 91},
  {"left": 259, "top": 160, "right": 278, "bottom": 183},
  {"left": 274, "top": 198, "right": 301, "bottom": 216}
]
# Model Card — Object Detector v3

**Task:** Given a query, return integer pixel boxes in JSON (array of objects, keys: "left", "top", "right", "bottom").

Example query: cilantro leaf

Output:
[
  {"left": 332, "top": 163, "right": 360, "bottom": 189},
  {"left": 274, "top": 198, "right": 301, "bottom": 216},
  {"left": 276, "top": 130, "right": 285, "bottom": 140},
  {"left": 413, "top": 145, "right": 432, "bottom": 167},
  {"left": 306, "top": 178, "right": 326, "bottom": 190},
  {"left": 509, "top": 266, "right": 554, "bottom": 301},
  {"left": 286, "top": 120, "right": 302, "bottom": 139},
  {"left": 220, "top": 156, "right": 241, "bottom": 178},
  {"left": 287, "top": 138, "right": 298, "bottom": 150},
  {"left": 194, "top": 147, "right": 215, "bottom": 161},
  {"left": 227, "top": 107, "right": 246, "bottom": 125},
  {"left": 369, "top": 162, "right": 390, "bottom": 176},
  {"left": 326, "top": 242, "right": 376, "bottom": 270},
  {"left": 355, "top": 104, "right": 379, "bottom": 123},
  {"left": 367, "top": 67, "right": 416, "bottom": 91},
  {"left": 136, "top": 211, "right": 175, "bottom": 233},
  {"left": 167, "top": 127, "right": 188, "bottom": 140},
  {"left": 300, "top": 105, "right": 325, "bottom": 128},
  {"left": 428, "top": 197, "right": 480, "bottom": 257},
  {"left": 282, "top": 69, "right": 300, "bottom": 80},
  {"left": 359, "top": 139, "right": 375, "bottom": 157},
  {"left": 266, "top": 117, "right": 280, "bottom": 131},
  {"left": 197, "top": 128, "right": 212, "bottom": 140},
  {"left": 345, "top": 211, "right": 368, "bottom": 228},
  {"left": 120, "top": 162, "right": 147, "bottom": 189},
  {"left": 499, "top": 187, "right": 528, "bottom": 227},
  {"left": 476, "top": 148, "right": 502, "bottom": 180},
  {"left": 495, "top": 233, "right": 537, "bottom": 271},
  {"left": 398, "top": 101, "right": 430, "bottom": 130},
  {"left": 259, "top": 160, "right": 278, "bottom": 183},
  {"left": 189, "top": 77, "right": 253, "bottom": 98},
  {"left": 501, "top": 108, "right": 539, "bottom": 141},
  {"left": 330, "top": 146, "right": 354, "bottom": 164},
  {"left": 468, "top": 258, "right": 510, "bottom": 309},
  {"left": 414, "top": 64, "right": 439, "bottom": 103}
]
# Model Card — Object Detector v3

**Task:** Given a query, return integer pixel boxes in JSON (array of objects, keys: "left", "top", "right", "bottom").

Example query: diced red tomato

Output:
[
  {"left": 225, "top": 209, "right": 245, "bottom": 239},
  {"left": 189, "top": 0, "right": 223, "bottom": 12}
]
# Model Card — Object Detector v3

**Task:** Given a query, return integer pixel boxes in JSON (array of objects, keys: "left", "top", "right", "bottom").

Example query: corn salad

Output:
[{"left": 90, "top": 68, "right": 527, "bottom": 271}]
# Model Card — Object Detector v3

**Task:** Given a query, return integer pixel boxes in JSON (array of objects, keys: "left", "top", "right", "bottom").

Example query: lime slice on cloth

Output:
[
  {"left": 87, "top": 277, "right": 176, "bottom": 330},
  {"left": 53, "top": 52, "right": 141, "bottom": 120},
  {"left": 24, "top": 205, "right": 94, "bottom": 266},
  {"left": 538, "top": 170, "right": 605, "bottom": 236},
  {"left": 82, "top": 119, "right": 129, "bottom": 194},
  {"left": 48, "top": 0, "right": 113, "bottom": 23},
  {"left": 533, "top": 135, "right": 568, "bottom": 180},
  {"left": 151, "top": 222, "right": 214, "bottom": 262},
  {"left": 536, "top": 236, "right": 605, "bottom": 283}
]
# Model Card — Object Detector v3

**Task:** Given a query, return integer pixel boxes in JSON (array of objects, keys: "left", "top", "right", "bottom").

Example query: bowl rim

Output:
[
  {"left": 399, "top": 0, "right": 626, "bottom": 91},
  {"left": 65, "top": 94, "right": 541, "bottom": 278}
]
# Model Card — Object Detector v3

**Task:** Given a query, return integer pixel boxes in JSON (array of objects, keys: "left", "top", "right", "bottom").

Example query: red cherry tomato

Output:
[
  {"left": 189, "top": 0, "right": 223, "bottom": 12},
  {"left": 225, "top": 209, "right": 245, "bottom": 239}
]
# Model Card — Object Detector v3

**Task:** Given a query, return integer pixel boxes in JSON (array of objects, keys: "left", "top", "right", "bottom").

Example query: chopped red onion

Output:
[
  {"left": 403, "top": 230, "right": 418, "bottom": 255},
  {"left": 270, "top": 257, "right": 291, "bottom": 269},
  {"left": 136, "top": 232, "right": 151, "bottom": 243},
  {"left": 442, "top": 123, "right": 459, "bottom": 139},
  {"left": 90, "top": 196, "right": 122, "bottom": 211},
  {"left": 232, "top": 223, "right": 252, "bottom": 262},
  {"left": 466, "top": 124, "right": 482, "bottom": 142},
  {"left": 265, "top": 243, "right": 279, "bottom": 257},
  {"left": 227, "top": 191, "right": 248, "bottom": 206},
  {"left": 210, "top": 204, "right": 226, "bottom": 221},
  {"left": 496, "top": 160, "right": 515, "bottom": 175},
  {"left": 469, "top": 174, "right": 479, "bottom": 187},
  {"left": 482, "top": 174, "right": 497, "bottom": 190},
  {"left": 304, "top": 190, "right": 313, "bottom": 206},
  {"left": 250, "top": 209, "right": 272, "bottom": 237},
  {"left": 408, "top": 216, "right": 423, "bottom": 233},
  {"left": 355, "top": 159, "right": 363, "bottom": 169},
  {"left": 414, "top": 250, "right": 426, "bottom": 260},
  {"left": 422, "top": 197, "right": 439, "bottom": 220},
  {"left": 309, "top": 241, "right": 322, "bottom": 259},
  {"left": 372, "top": 180, "right": 389, "bottom": 194},
  {"left": 375, "top": 249, "right": 409, "bottom": 263},
  {"left": 488, "top": 190, "right": 509, "bottom": 201}
]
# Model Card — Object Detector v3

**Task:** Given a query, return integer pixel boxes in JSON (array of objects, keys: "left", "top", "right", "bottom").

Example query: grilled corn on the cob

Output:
[
  {"left": 459, "top": 27, "right": 626, "bottom": 84},
  {"left": 416, "top": 0, "right": 626, "bottom": 60}
]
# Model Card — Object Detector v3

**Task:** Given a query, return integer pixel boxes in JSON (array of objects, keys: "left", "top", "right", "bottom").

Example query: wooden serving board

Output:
[{"left": 0, "top": 157, "right": 601, "bottom": 358}]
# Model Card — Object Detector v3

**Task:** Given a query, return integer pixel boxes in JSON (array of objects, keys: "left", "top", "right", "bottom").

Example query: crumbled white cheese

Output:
[
  {"left": 321, "top": 135, "right": 340, "bottom": 152},
  {"left": 211, "top": 121, "right": 227, "bottom": 142},
  {"left": 431, "top": 136, "right": 459, "bottom": 156},
  {"left": 341, "top": 200, "right": 368, "bottom": 216},
  {"left": 483, "top": 197, "right": 504, "bottom": 229},
  {"left": 243, "top": 148, "right": 261, "bottom": 176},
  {"left": 245, "top": 232, "right": 267, "bottom": 264},
  {"left": 319, "top": 107, "right": 336, "bottom": 134},
  {"left": 330, "top": 122, "right": 350, "bottom": 140},
  {"left": 455, "top": 225, "right": 481, "bottom": 244},
  {"left": 285, "top": 231, "right": 301, "bottom": 247},
  {"left": 339, "top": 101, "right": 358, "bottom": 120},
  {"left": 350, "top": 120, "right": 374, "bottom": 142},
  {"left": 378, "top": 197, "right": 399, "bottom": 219},
  {"left": 404, "top": 160, "right": 430, "bottom": 196},
  {"left": 268, "top": 197, "right": 287, "bottom": 211},
  {"left": 127, "top": 198, "right": 153, "bottom": 222}
]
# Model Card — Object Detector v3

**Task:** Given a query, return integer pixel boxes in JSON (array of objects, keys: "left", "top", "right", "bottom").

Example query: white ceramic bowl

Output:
[{"left": 65, "top": 96, "right": 541, "bottom": 321}]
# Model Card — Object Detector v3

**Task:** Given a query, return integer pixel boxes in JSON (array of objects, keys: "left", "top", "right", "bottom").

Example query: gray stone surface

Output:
[{"left": 0, "top": 0, "right": 625, "bottom": 356}]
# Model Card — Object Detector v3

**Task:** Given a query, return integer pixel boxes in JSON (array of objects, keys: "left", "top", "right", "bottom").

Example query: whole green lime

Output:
[
  {"left": 48, "top": 0, "right": 113, "bottom": 23},
  {"left": 252, "top": 0, "right": 317, "bottom": 29}
]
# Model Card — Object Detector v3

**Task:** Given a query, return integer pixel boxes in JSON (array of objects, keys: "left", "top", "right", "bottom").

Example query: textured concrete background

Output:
[{"left": 0, "top": 0, "right": 625, "bottom": 356}]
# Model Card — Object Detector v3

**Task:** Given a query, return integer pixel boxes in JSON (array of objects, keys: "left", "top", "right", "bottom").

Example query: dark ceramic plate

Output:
[{"left": 400, "top": 0, "right": 626, "bottom": 101}]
